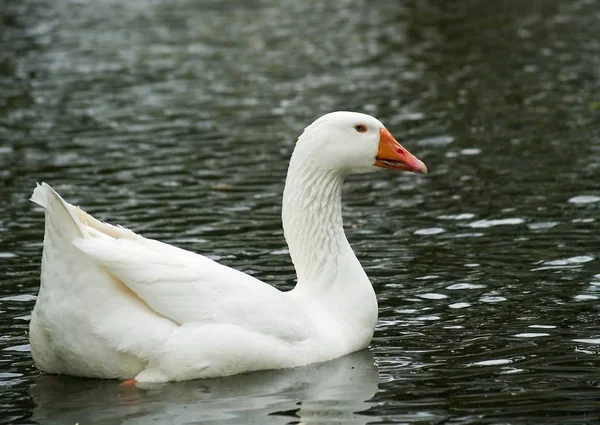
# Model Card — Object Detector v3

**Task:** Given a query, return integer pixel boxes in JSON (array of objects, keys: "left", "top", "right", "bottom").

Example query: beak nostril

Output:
[{"left": 396, "top": 148, "right": 405, "bottom": 155}]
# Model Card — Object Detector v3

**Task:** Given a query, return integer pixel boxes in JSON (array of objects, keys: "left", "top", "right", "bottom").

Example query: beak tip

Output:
[{"left": 417, "top": 160, "right": 428, "bottom": 174}]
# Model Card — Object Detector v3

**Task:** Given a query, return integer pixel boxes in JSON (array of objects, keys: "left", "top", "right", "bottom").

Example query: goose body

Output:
[{"left": 29, "top": 111, "right": 426, "bottom": 382}]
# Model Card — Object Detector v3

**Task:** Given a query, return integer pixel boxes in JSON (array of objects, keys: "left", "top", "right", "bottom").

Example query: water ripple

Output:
[{"left": 1, "top": 0, "right": 600, "bottom": 423}]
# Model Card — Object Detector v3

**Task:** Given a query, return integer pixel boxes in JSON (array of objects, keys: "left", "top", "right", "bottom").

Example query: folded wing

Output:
[{"left": 74, "top": 232, "right": 312, "bottom": 344}]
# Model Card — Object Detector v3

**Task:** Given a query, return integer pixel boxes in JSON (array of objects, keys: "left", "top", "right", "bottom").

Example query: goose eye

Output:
[{"left": 354, "top": 124, "right": 367, "bottom": 133}]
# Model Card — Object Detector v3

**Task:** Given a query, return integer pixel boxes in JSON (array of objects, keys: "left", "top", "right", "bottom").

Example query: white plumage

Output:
[{"left": 29, "top": 111, "right": 426, "bottom": 382}]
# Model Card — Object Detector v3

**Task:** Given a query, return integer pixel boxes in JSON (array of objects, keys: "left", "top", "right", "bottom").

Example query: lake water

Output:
[{"left": 1, "top": 0, "right": 600, "bottom": 424}]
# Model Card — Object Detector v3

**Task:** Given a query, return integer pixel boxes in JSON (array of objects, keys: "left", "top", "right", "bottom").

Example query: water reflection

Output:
[{"left": 31, "top": 350, "right": 379, "bottom": 425}]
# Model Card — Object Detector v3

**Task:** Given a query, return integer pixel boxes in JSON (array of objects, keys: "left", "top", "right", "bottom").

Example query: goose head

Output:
[{"left": 294, "top": 111, "right": 427, "bottom": 175}]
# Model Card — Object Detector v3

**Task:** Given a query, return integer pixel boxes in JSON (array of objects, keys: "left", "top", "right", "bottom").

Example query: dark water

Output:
[{"left": 1, "top": 0, "right": 600, "bottom": 423}]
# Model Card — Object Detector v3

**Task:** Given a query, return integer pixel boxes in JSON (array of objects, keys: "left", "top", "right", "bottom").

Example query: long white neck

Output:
[
  {"left": 282, "top": 159, "right": 345, "bottom": 288},
  {"left": 281, "top": 147, "right": 378, "bottom": 339}
]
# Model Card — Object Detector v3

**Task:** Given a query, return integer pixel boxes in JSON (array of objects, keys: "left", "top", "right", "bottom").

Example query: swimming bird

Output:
[{"left": 29, "top": 111, "right": 426, "bottom": 383}]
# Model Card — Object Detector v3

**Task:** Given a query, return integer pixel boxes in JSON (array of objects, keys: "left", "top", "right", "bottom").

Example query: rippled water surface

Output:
[{"left": 2, "top": 0, "right": 600, "bottom": 424}]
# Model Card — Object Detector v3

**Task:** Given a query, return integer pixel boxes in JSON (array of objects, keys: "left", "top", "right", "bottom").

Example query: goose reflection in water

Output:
[{"left": 31, "top": 349, "right": 380, "bottom": 425}]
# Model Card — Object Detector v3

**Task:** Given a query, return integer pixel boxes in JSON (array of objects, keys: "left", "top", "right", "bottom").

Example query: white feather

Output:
[{"left": 28, "top": 112, "right": 424, "bottom": 382}]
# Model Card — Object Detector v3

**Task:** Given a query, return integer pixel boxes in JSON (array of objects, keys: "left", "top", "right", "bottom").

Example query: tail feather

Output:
[
  {"left": 30, "top": 182, "right": 48, "bottom": 207},
  {"left": 31, "top": 182, "right": 86, "bottom": 238},
  {"left": 31, "top": 182, "right": 141, "bottom": 243}
]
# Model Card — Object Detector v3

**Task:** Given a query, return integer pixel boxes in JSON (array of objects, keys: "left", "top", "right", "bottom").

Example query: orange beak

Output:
[{"left": 374, "top": 128, "right": 427, "bottom": 174}]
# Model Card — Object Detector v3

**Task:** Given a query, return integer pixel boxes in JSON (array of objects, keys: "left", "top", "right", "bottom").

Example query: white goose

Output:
[{"left": 29, "top": 111, "right": 426, "bottom": 383}]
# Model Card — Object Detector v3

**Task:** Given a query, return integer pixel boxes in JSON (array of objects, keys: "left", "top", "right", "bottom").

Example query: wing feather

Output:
[{"left": 74, "top": 236, "right": 312, "bottom": 343}]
